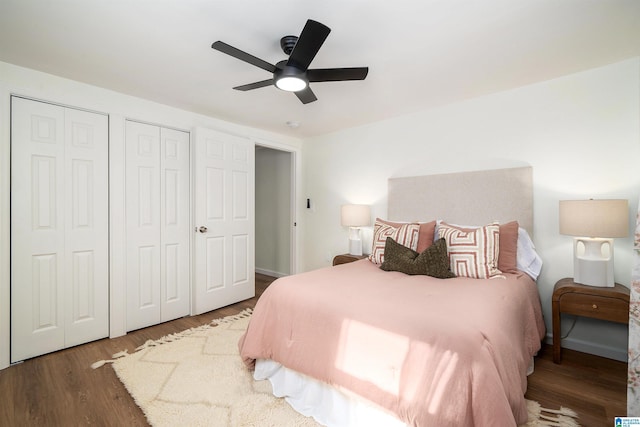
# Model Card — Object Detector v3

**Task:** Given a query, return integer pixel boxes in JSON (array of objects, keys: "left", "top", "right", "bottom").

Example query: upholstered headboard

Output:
[{"left": 387, "top": 166, "right": 533, "bottom": 234}]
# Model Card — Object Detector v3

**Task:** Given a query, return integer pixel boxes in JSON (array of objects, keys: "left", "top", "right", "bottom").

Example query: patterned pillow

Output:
[
  {"left": 436, "top": 220, "right": 519, "bottom": 274},
  {"left": 369, "top": 218, "right": 420, "bottom": 264},
  {"left": 380, "top": 237, "right": 455, "bottom": 278},
  {"left": 438, "top": 221, "right": 503, "bottom": 279}
]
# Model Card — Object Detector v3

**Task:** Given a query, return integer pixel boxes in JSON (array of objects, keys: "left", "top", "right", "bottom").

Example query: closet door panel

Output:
[
  {"left": 11, "top": 98, "right": 66, "bottom": 362},
  {"left": 125, "top": 121, "right": 161, "bottom": 331},
  {"left": 64, "top": 108, "right": 109, "bottom": 347},
  {"left": 160, "top": 127, "right": 190, "bottom": 322}
]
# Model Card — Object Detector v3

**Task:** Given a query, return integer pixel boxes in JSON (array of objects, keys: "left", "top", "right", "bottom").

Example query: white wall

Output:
[
  {"left": 255, "top": 147, "right": 292, "bottom": 277},
  {"left": 0, "top": 61, "right": 302, "bottom": 370},
  {"left": 301, "top": 57, "right": 640, "bottom": 361},
  {"left": 2, "top": 56, "right": 638, "bottom": 367}
]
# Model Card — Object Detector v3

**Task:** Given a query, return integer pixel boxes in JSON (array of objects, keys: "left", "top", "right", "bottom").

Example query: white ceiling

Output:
[{"left": 1, "top": 0, "right": 639, "bottom": 138}]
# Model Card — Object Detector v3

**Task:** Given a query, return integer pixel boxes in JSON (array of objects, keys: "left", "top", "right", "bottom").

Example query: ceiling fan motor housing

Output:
[{"left": 280, "top": 35, "right": 298, "bottom": 55}]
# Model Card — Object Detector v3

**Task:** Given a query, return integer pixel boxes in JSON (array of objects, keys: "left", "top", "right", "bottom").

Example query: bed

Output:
[{"left": 239, "top": 167, "right": 546, "bottom": 427}]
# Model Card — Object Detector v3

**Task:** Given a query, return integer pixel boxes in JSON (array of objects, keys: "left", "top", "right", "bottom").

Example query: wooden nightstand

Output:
[
  {"left": 332, "top": 254, "right": 367, "bottom": 266},
  {"left": 552, "top": 277, "right": 630, "bottom": 363}
]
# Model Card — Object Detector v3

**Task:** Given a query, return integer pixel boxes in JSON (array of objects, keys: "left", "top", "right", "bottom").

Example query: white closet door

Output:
[
  {"left": 160, "top": 127, "right": 190, "bottom": 322},
  {"left": 63, "top": 107, "right": 109, "bottom": 347},
  {"left": 11, "top": 97, "right": 109, "bottom": 362},
  {"left": 125, "top": 122, "right": 190, "bottom": 331},
  {"left": 125, "top": 121, "right": 162, "bottom": 331},
  {"left": 193, "top": 127, "right": 255, "bottom": 315},
  {"left": 11, "top": 98, "right": 66, "bottom": 361}
]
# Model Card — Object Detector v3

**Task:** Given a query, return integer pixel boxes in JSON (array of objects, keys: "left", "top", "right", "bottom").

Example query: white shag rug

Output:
[{"left": 93, "top": 310, "right": 579, "bottom": 427}]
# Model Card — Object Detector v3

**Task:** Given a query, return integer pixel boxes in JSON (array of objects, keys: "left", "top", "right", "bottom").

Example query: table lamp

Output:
[
  {"left": 341, "top": 204, "right": 371, "bottom": 256},
  {"left": 559, "top": 199, "right": 628, "bottom": 287}
]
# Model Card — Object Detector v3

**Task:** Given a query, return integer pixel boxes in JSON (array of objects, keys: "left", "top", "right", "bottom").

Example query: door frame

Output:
[
  {"left": 254, "top": 139, "right": 300, "bottom": 275},
  {"left": 1, "top": 88, "right": 13, "bottom": 369}
]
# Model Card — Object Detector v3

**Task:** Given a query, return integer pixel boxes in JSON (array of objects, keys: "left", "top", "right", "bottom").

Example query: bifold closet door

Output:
[
  {"left": 11, "top": 97, "right": 109, "bottom": 362},
  {"left": 125, "top": 121, "right": 189, "bottom": 331}
]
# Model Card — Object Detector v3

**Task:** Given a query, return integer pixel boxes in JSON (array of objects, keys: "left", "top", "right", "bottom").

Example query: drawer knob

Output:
[{"left": 592, "top": 304, "right": 598, "bottom": 310}]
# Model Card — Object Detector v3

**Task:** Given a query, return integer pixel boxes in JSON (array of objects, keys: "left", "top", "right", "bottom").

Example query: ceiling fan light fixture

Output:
[
  {"left": 275, "top": 76, "right": 307, "bottom": 92},
  {"left": 274, "top": 65, "right": 308, "bottom": 92}
]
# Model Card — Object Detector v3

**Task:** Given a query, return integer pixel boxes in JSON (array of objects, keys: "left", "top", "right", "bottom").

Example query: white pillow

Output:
[{"left": 516, "top": 227, "right": 543, "bottom": 280}]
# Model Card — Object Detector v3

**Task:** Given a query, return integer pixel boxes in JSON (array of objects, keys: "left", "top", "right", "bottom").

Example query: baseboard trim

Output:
[
  {"left": 545, "top": 333, "right": 627, "bottom": 362},
  {"left": 255, "top": 268, "right": 288, "bottom": 279}
]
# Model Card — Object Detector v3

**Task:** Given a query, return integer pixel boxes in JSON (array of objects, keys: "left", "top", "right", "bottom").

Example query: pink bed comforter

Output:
[{"left": 239, "top": 259, "right": 545, "bottom": 426}]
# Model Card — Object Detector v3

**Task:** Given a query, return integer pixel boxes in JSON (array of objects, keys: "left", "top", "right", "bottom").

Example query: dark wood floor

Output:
[
  {"left": 0, "top": 273, "right": 627, "bottom": 426},
  {"left": 526, "top": 343, "right": 627, "bottom": 426}
]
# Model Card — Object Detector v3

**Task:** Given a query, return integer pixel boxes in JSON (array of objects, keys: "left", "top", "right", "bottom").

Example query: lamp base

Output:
[
  {"left": 348, "top": 227, "right": 363, "bottom": 256},
  {"left": 573, "top": 237, "right": 614, "bottom": 287}
]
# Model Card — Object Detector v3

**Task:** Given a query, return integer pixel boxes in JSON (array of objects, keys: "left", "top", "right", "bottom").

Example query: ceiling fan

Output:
[{"left": 211, "top": 19, "right": 369, "bottom": 104}]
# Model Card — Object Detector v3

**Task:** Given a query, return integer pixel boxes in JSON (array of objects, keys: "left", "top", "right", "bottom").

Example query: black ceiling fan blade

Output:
[
  {"left": 307, "top": 67, "right": 369, "bottom": 82},
  {"left": 212, "top": 41, "right": 277, "bottom": 73},
  {"left": 233, "top": 79, "right": 274, "bottom": 91},
  {"left": 295, "top": 87, "right": 318, "bottom": 104},
  {"left": 287, "top": 20, "right": 330, "bottom": 71}
]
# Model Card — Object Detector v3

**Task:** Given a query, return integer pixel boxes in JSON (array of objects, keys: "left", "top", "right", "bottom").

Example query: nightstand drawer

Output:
[{"left": 559, "top": 293, "right": 629, "bottom": 323}]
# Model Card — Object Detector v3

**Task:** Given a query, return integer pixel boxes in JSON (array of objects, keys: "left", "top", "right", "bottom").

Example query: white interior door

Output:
[
  {"left": 63, "top": 107, "right": 109, "bottom": 347},
  {"left": 125, "top": 121, "right": 190, "bottom": 331},
  {"left": 11, "top": 97, "right": 109, "bottom": 362},
  {"left": 193, "top": 127, "right": 255, "bottom": 315},
  {"left": 125, "top": 121, "right": 162, "bottom": 331}
]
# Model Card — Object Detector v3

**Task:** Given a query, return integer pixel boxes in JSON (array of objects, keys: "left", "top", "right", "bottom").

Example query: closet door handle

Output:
[{"left": 198, "top": 226, "right": 208, "bottom": 233}]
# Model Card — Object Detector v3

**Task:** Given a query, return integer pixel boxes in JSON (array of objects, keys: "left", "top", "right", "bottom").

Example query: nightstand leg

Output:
[{"left": 552, "top": 299, "right": 561, "bottom": 363}]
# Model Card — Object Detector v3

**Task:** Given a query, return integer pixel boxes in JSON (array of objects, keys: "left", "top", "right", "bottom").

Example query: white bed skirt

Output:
[
  {"left": 254, "top": 357, "right": 536, "bottom": 426},
  {"left": 254, "top": 359, "right": 407, "bottom": 427}
]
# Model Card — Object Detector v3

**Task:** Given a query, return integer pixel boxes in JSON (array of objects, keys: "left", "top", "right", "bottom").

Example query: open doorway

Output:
[{"left": 255, "top": 146, "right": 294, "bottom": 278}]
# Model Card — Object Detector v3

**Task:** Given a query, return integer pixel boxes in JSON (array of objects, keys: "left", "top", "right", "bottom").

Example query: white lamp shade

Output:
[
  {"left": 341, "top": 204, "right": 371, "bottom": 227},
  {"left": 559, "top": 199, "right": 628, "bottom": 238}
]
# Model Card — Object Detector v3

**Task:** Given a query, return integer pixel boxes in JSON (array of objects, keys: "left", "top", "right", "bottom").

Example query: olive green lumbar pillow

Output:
[{"left": 380, "top": 237, "right": 455, "bottom": 279}]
